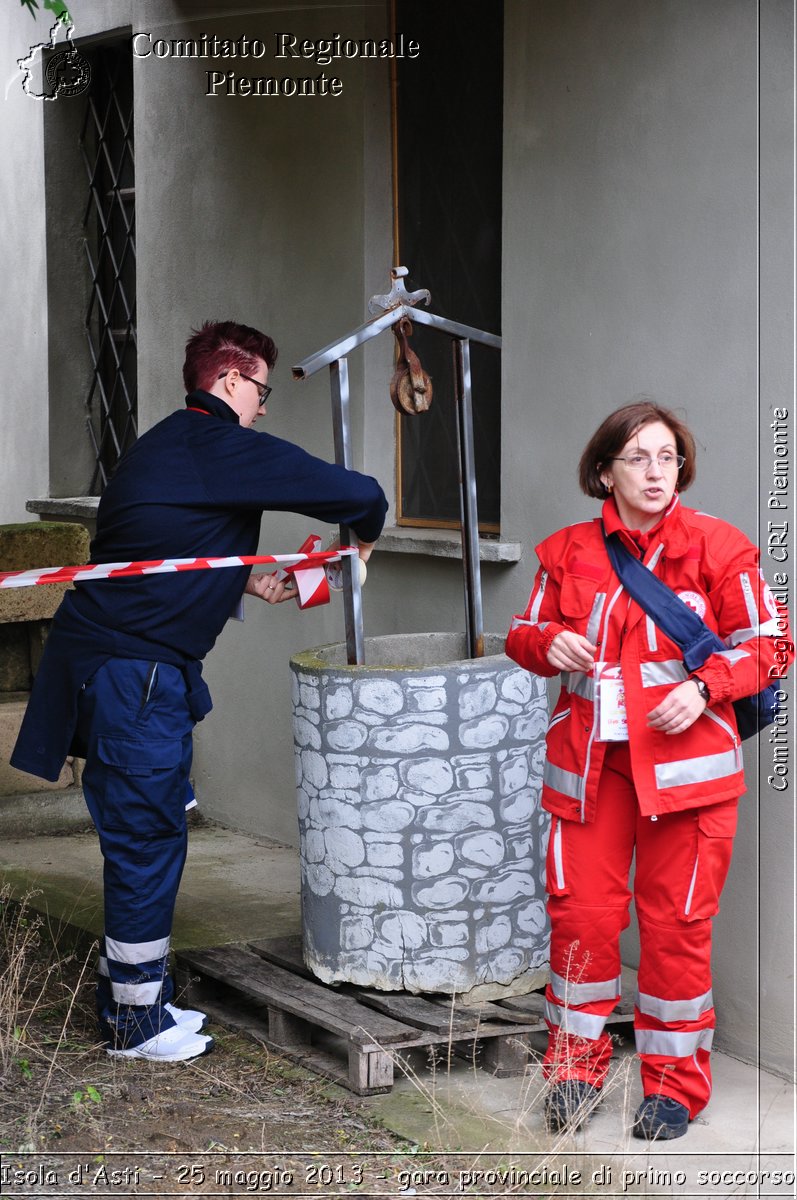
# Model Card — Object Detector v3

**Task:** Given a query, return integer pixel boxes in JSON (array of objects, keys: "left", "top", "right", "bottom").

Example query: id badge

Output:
[{"left": 596, "top": 663, "right": 628, "bottom": 741}]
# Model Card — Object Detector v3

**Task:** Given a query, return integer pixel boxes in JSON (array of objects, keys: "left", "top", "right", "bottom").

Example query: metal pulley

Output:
[{"left": 389, "top": 317, "right": 433, "bottom": 414}]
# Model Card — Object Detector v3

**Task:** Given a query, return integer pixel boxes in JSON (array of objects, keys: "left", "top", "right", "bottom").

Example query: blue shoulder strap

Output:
[{"left": 602, "top": 529, "right": 725, "bottom": 673}]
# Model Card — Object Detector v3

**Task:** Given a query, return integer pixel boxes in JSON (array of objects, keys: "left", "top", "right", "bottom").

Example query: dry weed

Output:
[{"left": 0, "top": 889, "right": 415, "bottom": 1159}]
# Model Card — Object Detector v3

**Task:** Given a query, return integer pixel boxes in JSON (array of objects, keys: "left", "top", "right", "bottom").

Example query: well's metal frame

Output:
[{"left": 292, "top": 267, "right": 502, "bottom": 666}]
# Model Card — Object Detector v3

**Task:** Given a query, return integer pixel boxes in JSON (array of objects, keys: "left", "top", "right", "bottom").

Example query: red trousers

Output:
[{"left": 543, "top": 743, "right": 738, "bottom": 1118}]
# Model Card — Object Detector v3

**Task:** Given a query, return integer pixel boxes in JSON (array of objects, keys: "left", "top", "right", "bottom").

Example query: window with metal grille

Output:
[
  {"left": 392, "top": 1, "right": 503, "bottom": 531},
  {"left": 79, "top": 42, "right": 137, "bottom": 492}
]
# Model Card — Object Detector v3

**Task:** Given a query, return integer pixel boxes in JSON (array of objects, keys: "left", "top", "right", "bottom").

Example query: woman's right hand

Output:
[
  {"left": 327, "top": 536, "right": 376, "bottom": 564},
  {"left": 546, "top": 631, "right": 597, "bottom": 673}
]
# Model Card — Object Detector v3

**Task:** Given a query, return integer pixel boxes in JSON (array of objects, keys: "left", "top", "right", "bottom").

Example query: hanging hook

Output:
[{"left": 368, "top": 265, "right": 431, "bottom": 315}]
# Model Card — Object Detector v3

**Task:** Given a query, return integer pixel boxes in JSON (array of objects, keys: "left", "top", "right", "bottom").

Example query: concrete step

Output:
[
  {"left": 0, "top": 695, "right": 80, "bottom": 796},
  {"left": 0, "top": 786, "right": 89, "bottom": 837}
]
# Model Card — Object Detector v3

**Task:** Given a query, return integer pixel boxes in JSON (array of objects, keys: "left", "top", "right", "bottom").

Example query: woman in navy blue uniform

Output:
[{"left": 12, "top": 320, "right": 387, "bottom": 1061}]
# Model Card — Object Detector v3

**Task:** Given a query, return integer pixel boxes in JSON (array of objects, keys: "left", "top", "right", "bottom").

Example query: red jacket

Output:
[{"left": 505, "top": 497, "right": 792, "bottom": 821}]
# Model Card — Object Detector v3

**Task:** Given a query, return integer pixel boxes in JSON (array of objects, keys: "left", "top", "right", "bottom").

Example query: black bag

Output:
[{"left": 603, "top": 530, "right": 779, "bottom": 741}]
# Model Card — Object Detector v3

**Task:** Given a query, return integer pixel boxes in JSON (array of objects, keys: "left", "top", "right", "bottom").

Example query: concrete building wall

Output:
[
  {"left": 755, "top": 0, "right": 795, "bottom": 1085},
  {"left": 501, "top": 0, "right": 794, "bottom": 1076},
  {"left": 0, "top": 9, "right": 50, "bottom": 521}
]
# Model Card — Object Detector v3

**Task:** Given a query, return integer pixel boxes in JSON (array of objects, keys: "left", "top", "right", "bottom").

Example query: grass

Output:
[
  {"left": 0, "top": 885, "right": 419, "bottom": 1174},
  {"left": 0, "top": 885, "right": 102, "bottom": 1151}
]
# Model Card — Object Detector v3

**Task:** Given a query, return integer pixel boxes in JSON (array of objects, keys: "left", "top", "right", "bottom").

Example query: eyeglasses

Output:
[
  {"left": 218, "top": 370, "right": 272, "bottom": 405},
  {"left": 611, "top": 452, "right": 685, "bottom": 471}
]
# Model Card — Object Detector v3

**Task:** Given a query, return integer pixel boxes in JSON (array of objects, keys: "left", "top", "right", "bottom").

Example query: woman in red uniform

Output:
[{"left": 505, "top": 400, "right": 791, "bottom": 1139}]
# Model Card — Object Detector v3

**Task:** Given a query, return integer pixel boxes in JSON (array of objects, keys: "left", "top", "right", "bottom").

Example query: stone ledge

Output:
[
  {"left": 377, "top": 526, "right": 523, "bottom": 563},
  {"left": 0, "top": 520, "right": 90, "bottom": 570},
  {"left": 23, "top": 510, "right": 525, "bottom": 565},
  {"left": 26, "top": 497, "right": 100, "bottom": 521}
]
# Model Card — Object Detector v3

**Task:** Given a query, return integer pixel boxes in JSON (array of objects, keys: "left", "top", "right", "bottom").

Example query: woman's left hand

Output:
[
  {"left": 245, "top": 572, "right": 298, "bottom": 604},
  {"left": 647, "top": 680, "right": 707, "bottom": 735}
]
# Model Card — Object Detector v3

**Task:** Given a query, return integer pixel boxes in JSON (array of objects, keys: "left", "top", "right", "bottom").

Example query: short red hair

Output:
[{"left": 183, "top": 320, "right": 278, "bottom": 393}]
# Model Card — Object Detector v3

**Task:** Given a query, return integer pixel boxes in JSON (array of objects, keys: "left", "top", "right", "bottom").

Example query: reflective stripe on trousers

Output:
[
  {"left": 550, "top": 969, "right": 622, "bottom": 1007},
  {"left": 544, "top": 998, "right": 610, "bottom": 1041},
  {"left": 76, "top": 657, "right": 194, "bottom": 1048},
  {"left": 542, "top": 743, "right": 735, "bottom": 1118},
  {"left": 635, "top": 1027, "right": 714, "bottom": 1057}
]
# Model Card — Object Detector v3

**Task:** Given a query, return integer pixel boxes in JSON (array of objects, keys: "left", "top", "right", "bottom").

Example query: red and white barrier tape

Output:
[
  {"left": 274, "top": 534, "right": 329, "bottom": 609},
  {"left": 0, "top": 543, "right": 357, "bottom": 614}
]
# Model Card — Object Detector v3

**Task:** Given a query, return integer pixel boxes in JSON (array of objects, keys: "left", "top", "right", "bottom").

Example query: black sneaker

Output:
[
  {"left": 545, "top": 1080, "right": 602, "bottom": 1132},
  {"left": 633, "top": 1093, "right": 690, "bottom": 1140}
]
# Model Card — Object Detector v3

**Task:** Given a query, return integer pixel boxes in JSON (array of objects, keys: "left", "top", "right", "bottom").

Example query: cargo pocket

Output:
[
  {"left": 545, "top": 815, "right": 570, "bottom": 897},
  {"left": 547, "top": 707, "right": 571, "bottom": 736},
  {"left": 95, "top": 735, "right": 187, "bottom": 836},
  {"left": 683, "top": 800, "right": 738, "bottom": 921}
]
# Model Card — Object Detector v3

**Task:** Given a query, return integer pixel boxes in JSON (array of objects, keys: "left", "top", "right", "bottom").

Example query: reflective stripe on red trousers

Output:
[{"left": 543, "top": 742, "right": 737, "bottom": 1119}]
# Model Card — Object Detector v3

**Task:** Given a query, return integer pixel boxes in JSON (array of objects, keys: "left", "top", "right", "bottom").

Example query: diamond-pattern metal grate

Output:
[{"left": 79, "top": 44, "right": 137, "bottom": 492}]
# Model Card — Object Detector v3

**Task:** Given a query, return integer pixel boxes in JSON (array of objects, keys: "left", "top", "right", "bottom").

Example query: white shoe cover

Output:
[
  {"left": 107, "top": 1024, "right": 214, "bottom": 1062},
  {"left": 165, "top": 1001, "right": 208, "bottom": 1034}
]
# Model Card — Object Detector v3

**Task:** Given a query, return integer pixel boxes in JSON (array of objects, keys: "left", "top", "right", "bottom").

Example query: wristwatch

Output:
[{"left": 690, "top": 675, "right": 710, "bottom": 702}]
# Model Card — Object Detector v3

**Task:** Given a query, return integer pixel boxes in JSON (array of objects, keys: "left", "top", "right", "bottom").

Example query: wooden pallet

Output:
[{"left": 176, "top": 936, "right": 634, "bottom": 1097}]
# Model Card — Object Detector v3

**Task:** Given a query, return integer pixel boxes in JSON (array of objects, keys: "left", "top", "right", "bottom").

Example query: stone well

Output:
[{"left": 290, "top": 632, "right": 550, "bottom": 1001}]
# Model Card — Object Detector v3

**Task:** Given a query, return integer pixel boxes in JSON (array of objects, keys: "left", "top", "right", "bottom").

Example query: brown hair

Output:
[{"left": 578, "top": 399, "right": 697, "bottom": 498}]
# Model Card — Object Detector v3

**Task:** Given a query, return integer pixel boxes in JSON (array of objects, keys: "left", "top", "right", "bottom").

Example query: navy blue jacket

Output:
[{"left": 11, "top": 390, "right": 387, "bottom": 780}]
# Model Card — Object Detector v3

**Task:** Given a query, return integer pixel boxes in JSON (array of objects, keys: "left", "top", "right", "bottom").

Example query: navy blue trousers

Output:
[{"left": 76, "top": 658, "right": 195, "bottom": 1048}]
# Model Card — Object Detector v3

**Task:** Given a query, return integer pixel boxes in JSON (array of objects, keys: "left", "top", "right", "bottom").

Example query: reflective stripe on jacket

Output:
[{"left": 505, "top": 497, "right": 793, "bottom": 820}]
